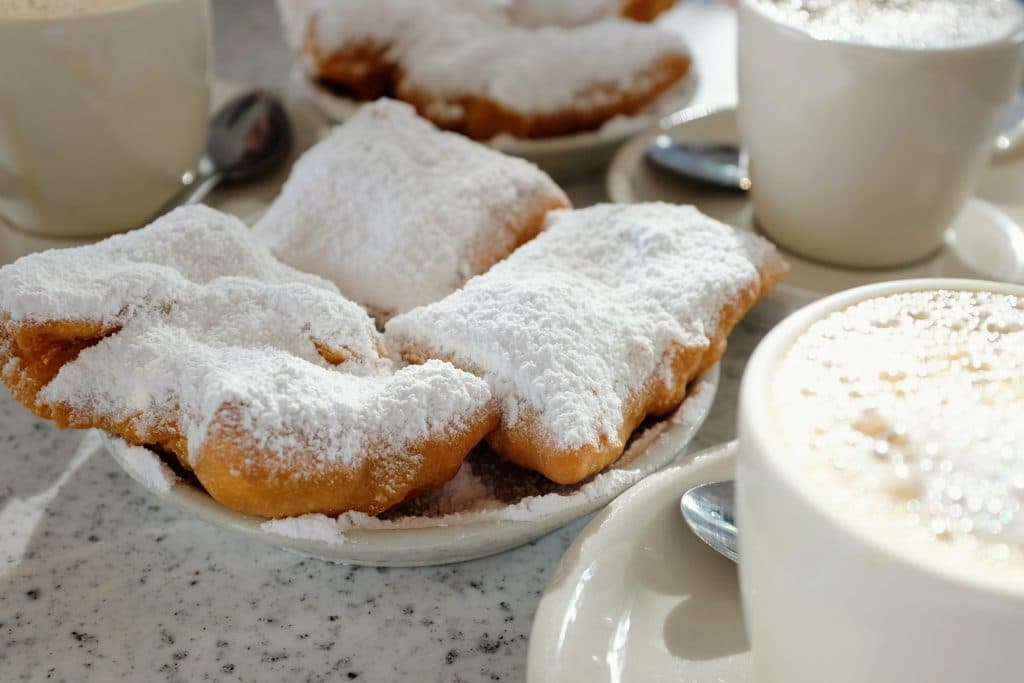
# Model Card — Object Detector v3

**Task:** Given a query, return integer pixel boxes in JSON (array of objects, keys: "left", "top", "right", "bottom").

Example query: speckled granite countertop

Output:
[
  {"left": 0, "top": 3, "right": 751, "bottom": 681},
  {"left": 0, "top": 317, "right": 772, "bottom": 683}
]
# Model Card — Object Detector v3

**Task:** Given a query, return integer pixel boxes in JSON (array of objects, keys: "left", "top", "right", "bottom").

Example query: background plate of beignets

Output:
[
  {"left": 393, "top": 14, "right": 690, "bottom": 140},
  {"left": 253, "top": 99, "right": 570, "bottom": 319},
  {"left": 0, "top": 205, "right": 496, "bottom": 519},
  {"left": 291, "top": 0, "right": 692, "bottom": 140},
  {"left": 387, "top": 203, "right": 787, "bottom": 484}
]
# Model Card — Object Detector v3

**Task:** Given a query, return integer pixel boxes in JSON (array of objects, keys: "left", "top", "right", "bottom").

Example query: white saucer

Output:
[
  {"left": 528, "top": 440, "right": 750, "bottom": 683},
  {"left": 102, "top": 366, "right": 719, "bottom": 567},
  {"left": 608, "top": 107, "right": 1024, "bottom": 309},
  {"left": 294, "top": 67, "right": 697, "bottom": 182},
  {"left": 0, "top": 79, "right": 330, "bottom": 265}
]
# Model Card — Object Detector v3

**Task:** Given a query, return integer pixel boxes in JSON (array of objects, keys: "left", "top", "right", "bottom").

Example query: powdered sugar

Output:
[
  {"left": 110, "top": 437, "right": 179, "bottom": 494},
  {"left": 387, "top": 203, "right": 779, "bottom": 451},
  {"left": 254, "top": 99, "right": 568, "bottom": 317},
  {"left": 4, "top": 205, "right": 493, "bottom": 479},
  {"left": 0, "top": 205, "right": 334, "bottom": 326},
  {"left": 304, "top": 0, "right": 688, "bottom": 115},
  {"left": 401, "top": 16, "right": 686, "bottom": 114},
  {"left": 260, "top": 465, "right": 639, "bottom": 540}
]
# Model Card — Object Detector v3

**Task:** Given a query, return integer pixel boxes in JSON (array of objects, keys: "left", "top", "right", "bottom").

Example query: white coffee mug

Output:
[
  {"left": 0, "top": 0, "right": 210, "bottom": 238},
  {"left": 738, "top": 0, "right": 1024, "bottom": 268},
  {"left": 737, "top": 278, "right": 1024, "bottom": 683}
]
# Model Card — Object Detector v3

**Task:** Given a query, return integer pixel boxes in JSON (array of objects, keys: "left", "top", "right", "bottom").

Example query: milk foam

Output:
[
  {"left": 0, "top": 0, "right": 142, "bottom": 19},
  {"left": 748, "top": 0, "right": 1024, "bottom": 48},
  {"left": 774, "top": 290, "right": 1024, "bottom": 574}
]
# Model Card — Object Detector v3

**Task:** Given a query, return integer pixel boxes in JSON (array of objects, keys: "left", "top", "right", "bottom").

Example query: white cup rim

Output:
[
  {"left": 738, "top": 0, "right": 1024, "bottom": 54},
  {"left": 742, "top": 278, "right": 1024, "bottom": 600}
]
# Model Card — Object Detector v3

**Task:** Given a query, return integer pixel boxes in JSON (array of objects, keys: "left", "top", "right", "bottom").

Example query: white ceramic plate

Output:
[
  {"left": 294, "top": 68, "right": 697, "bottom": 182},
  {"left": 102, "top": 365, "right": 719, "bottom": 567},
  {"left": 527, "top": 440, "right": 751, "bottom": 683},
  {"left": 608, "top": 107, "right": 1024, "bottom": 311}
]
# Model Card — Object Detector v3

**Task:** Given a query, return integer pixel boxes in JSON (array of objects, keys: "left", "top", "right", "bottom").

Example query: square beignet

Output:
[
  {"left": 386, "top": 203, "right": 786, "bottom": 484},
  {"left": 0, "top": 206, "right": 496, "bottom": 518},
  {"left": 254, "top": 99, "right": 569, "bottom": 319}
]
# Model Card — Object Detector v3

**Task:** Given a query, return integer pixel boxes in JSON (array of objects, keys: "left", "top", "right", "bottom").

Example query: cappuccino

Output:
[
  {"left": 740, "top": 282, "right": 1024, "bottom": 683},
  {"left": 748, "top": 0, "right": 1024, "bottom": 48},
  {"left": 0, "top": 0, "right": 143, "bottom": 19},
  {"left": 773, "top": 290, "right": 1024, "bottom": 577}
]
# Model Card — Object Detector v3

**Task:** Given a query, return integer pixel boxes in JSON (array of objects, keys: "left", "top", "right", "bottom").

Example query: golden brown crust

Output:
[
  {"left": 307, "top": 19, "right": 397, "bottom": 100},
  {"left": 0, "top": 312, "right": 496, "bottom": 518},
  {"left": 0, "top": 315, "right": 195, "bottom": 468},
  {"left": 397, "top": 254, "right": 787, "bottom": 485},
  {"left": 620, "top": 0, "right": 677, "bottom": 23},
  {"left": 0, "top": 316, "right": 113, "bottom": 420},
  {"left": 194, "top": 402, "right": 499, "bottom": 518},
  {"left": 469, "top": 194, "right": 571, "bottom": 276}
]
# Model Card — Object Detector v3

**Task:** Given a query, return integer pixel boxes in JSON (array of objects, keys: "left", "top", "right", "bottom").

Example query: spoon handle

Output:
[{"left": 180, "top": 170, "right": 224, "bottom": 206}]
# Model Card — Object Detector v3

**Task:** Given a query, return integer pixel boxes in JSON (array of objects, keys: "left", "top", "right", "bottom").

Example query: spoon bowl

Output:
[
  {"left": 646, "top": 138, "right": 750, "bottom": 191},
  {"left": 681, "top": 479, "right": 738, "bottom": 562},
  {"left": 170, "top": 89, "right": 293, "bottom": 208},
  {"left": 207, "top": 90, "right": 292, "bottom": 183}
]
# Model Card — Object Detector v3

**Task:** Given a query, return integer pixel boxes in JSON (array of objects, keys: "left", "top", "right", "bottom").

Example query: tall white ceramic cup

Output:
[
  {"left": 738, "top": 1, "right": 1024, "bottom": 268},
  {"left": 738, "top": 278, "right": 1024, "bottom": 683},
  {"left": 0, "top": 0, "right": 210, "bottom": 238}
]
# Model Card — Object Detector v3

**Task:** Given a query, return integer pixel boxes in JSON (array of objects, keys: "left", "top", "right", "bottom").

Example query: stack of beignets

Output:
[
  {"left": 254, "top": 99, "right": 569, "bottom": 319},
  {"left": 0, "top": 107, "right": 784, "bottom": 520},
  {"left": 0, "top": 206, "right": 496, "bottom": 518},
  {"left": 296, "top": 0, "right": 691, "bottom": 139},
  {"left": 387, "top": 203, "right": 786, "bottom": 484}
]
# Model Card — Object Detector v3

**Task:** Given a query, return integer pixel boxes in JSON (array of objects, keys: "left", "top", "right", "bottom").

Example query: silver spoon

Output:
[
  {"left": 172, "top": 89, "right": 292, "bottom": 207},
  {"left": 680, "top": 480, "right": 738, "bottom": 562},
  {"left": 646, "top": 137, "right": 750, "bottom": 191}
]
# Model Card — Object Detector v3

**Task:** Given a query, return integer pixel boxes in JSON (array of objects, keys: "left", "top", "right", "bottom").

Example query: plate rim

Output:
[
  {"left": 526, "top": 439, "right": 742, "bottom": 683},
  {"left": 102, "top": 364, "right": 720, "bottom": 567}
]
